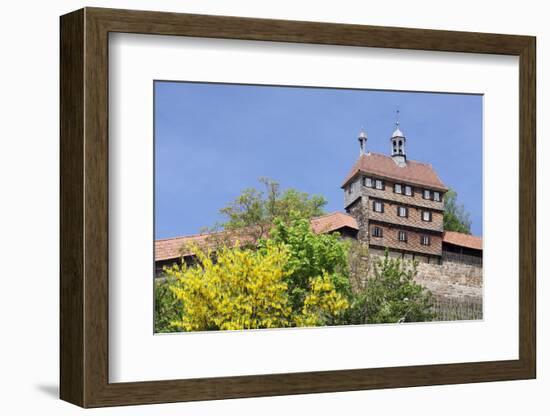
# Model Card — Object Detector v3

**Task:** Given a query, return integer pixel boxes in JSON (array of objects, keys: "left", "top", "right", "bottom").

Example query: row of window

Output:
[
  {"left": 371, "top": 226, "right": 431, "bottom": 246},
  {"left": 372, "top": 200, "right": 433, "bottom": 222},
  {"left": 363, "top": 176, "right": 442, "bottom": 201}
]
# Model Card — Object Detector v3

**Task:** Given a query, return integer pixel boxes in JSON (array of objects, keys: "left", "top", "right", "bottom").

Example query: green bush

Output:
[
  {"left": 346, "top": 251, "right": 434, "bottom": 324},
  {"left": 154, "top": 277, "right": 183, "bottom": 333}
]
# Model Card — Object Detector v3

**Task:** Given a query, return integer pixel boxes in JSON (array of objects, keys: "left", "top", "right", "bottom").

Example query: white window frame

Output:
[
  {"left": 373, "top": 201, "right": 383, "bottom": 213},
  {"left": 364, "top": 177, "right": 372, "bottom": 187},
  {"left": 398, "top": 230, "right": 408, "bottom": 242},
  {"left": 394, "top": 183, "right": 402, "bottom": 194},
  {"left": 375, "top": 179, "right": 384, "bottom": 190},
  {"left": 434, "top": 191, "right": 441, "bottom": 202},
  {"left": 404, "top": 185, "right": 412, "bottom": 196},
  {"left": 397, "top": 206, "right": 408, "bottom": 217},
  {"left": 421, "top": 235, "right": 431, "bottom": 246},
  {"left": 372, "top": 226, "right": 383, "bottom": 238},
  {"left": 423, "top": 189, "right": 431, "bottom": 199},
  {"left": 422, "top": 210, "right": 432, "bottom": 222}
]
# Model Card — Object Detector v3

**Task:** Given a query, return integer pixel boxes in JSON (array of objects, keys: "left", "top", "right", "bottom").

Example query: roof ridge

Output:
[
  {"left": 367, "top": 151, "right": 431, "bottom": 167},
  {"left": 155, "top": 228, "right": 225, "bottom": 242},
  {"left": 443, "top": 230, "right": 482, "bottom": 239},
  {"left": 310, "top": 211, "right": 348, "bottom": 221}
]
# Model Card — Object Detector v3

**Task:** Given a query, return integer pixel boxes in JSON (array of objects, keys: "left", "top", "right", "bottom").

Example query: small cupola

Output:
[{"left": 390, "top": 112, "right": 406, "bottom": 166}]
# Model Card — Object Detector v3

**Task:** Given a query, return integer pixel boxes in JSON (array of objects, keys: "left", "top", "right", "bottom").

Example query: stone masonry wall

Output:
[
  {"left": 347, "top": 197, "right": 369, "bottom": 242},
  {"left": 369, "top": 254, "right": 482, "bottom": 302},
  {"left": 415, "top": 260, "right": 482, "bottom": 301}
]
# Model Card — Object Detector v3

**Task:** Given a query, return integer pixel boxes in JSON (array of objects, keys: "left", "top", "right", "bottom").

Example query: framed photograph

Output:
[{"left": 60, "top": 7, "right": 536, "bottom": 408}]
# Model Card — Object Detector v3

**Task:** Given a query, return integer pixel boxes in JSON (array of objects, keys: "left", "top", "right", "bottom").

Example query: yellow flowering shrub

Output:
[
  {"left": 297, "top": 272, "right": 349, "bottom": 327},
  {"left": 167, "top": 242, "right": 293, "bottom": 331},
  {"left": 166, "top": 241, "right": 349, "bottom": 331}
]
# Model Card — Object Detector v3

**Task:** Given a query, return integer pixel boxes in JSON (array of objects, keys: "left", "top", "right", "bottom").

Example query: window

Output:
[
  {"left": 373, "top": 200, "right": 384, "bottom": 213},
  {"left": 423, "top": 189, "right": 431, "bottom": 199},
  {"left": 404, "top": 185, "right": 412, "bottom": 196},
  {"left": 420, "top": 235, "right": 431, "bottom": 246},
  {"left": 375, "top": 179, "right": 384, "bottom": 190},
  {"left": 364, "top": 177, "right": 372, "bottom": 187},
  {"left": 422, "top": 210, "right": 432, "bottom": 222},
  {"left": 397, "top": 206, "right": 408, "bottom": 217},
  {"left": 398, "top": 230, "right": 407, "bottom": 242},
  {"left": 372, "top": 226, "right": 383, "bottom": 237},
  {"left": 347, "top": 184, "right": 353, "bottom": 194},
  {"left": 394, "top": 183, "right": 402, "bottom": 194},
  {"left": 433, "top": 191, "right": 441, "bottom": 202}
]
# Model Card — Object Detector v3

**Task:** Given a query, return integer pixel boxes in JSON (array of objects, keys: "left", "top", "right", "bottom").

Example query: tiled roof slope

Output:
[
  {"left": 342, "top": 152, "right": 448, "bottom": 191},
  {"left": 442, "top": 230, "right": 483, "bottom": 251},
  {"left": 155, "top": 212, "right": 358, "bottom": 262},
  {"left": 310, "top": 211, "right": 358, "bottom": 233}
]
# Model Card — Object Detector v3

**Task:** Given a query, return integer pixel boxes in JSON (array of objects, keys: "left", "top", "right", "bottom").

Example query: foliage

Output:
[
  {"left": 154, "top": 277, "right": 183, "bottom": 333},
  {"left": 259, "top": 215, "right": 351, "bottom": 321},
  {"left": 443, "top": 188, "right": 472, "bottom": 234},
  {"left": 166, "top": 240, "right": 348, "bottom": 331},
  {"left": 346, "top": 251, "right": 434, "bottom": 324},
  {"left": 297, "top": 272, "right": 350, "bottom": 327},
  {"left": 218, "top": 177, "right": 327, "bottom": 239}
]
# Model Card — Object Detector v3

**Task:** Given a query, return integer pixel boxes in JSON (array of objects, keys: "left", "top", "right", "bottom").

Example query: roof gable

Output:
[{"left": 342, "top": 152, "right": 448, "bottom": 191}]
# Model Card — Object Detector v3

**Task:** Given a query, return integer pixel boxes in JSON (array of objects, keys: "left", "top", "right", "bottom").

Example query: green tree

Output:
[
  {"left": 259, "top": 215, "right": 351, "bottom": 323},
  {"left": 443, "top": 188, "right": 472, "bottom": 234},
  {"left": 154, "top": 277, "right": 183, "bottom": 333},
  {"left": 346, "top": 251, "right": 434, "bottom": 324},
  {"left": 218, "top": 177, "right": 327, "bottom": 239}
]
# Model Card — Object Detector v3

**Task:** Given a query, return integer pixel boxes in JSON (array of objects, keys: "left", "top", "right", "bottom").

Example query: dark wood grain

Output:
[
  {"left": 60, "top": 7, "right": 537, "bottom": 408},
  {"left": 59, "top": 8, "right": 84, "bottom": 406}
]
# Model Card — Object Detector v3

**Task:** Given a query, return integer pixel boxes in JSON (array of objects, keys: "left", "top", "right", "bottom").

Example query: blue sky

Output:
[{"left": 155, "top": 81, "right": 483, "bottom": 239}]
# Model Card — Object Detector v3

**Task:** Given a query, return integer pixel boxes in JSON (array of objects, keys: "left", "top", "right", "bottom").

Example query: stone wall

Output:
[
  {"left": 369, "top": 253, "right": 482, "bottom": 302},
  {"left": 415, "top": 260, "right": 482, "bottom": 301}
]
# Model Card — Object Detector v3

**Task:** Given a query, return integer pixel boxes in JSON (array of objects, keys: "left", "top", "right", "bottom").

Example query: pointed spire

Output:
[
  {"left": 392, "top": 109, "right": 404, "bottom": 138},
  {"left": 358, "top": 126, "right": 367, "bottom": 155}
]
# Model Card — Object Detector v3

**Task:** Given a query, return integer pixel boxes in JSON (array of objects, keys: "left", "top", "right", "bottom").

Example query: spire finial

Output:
[{"left": 395, "top": 109, "right": 400, "bottom": 127}]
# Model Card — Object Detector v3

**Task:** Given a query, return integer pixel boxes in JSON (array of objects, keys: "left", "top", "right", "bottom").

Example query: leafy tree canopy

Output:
[
  {"left": 259, "top": 215, "right": 351, "bottom": 322},
  {"left": 443, "top": 189, "right": 472, "bottom": 234},
  {"left": 218, "top": 178, "right": 327, "bottom": 237}
]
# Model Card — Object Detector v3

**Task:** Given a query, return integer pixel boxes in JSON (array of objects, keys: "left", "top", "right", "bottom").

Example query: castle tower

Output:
[{"left": 342, "top": 121, "right": 448, "bottom": 263}]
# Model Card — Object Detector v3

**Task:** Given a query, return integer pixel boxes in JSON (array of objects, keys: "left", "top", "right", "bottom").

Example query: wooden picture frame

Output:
[{"left": 60, "top": 7, "right": 536, "bottom": 408}]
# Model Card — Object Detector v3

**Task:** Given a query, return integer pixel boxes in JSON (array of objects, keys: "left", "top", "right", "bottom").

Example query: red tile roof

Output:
[
  {"left": 342, "top": 152, "right": 448, "bottom": 191},
  {"left": 155, "top": 212, "right": 359, "bottom": 262},
  {"left": 311, "top": 211, "right": 358, "bottom": 233},
  {"left": 442, "top": 231, "right": 483, "bottom": 251},
  {"left": 155, "top": 228, "right": 258, "bottom": 261}
]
